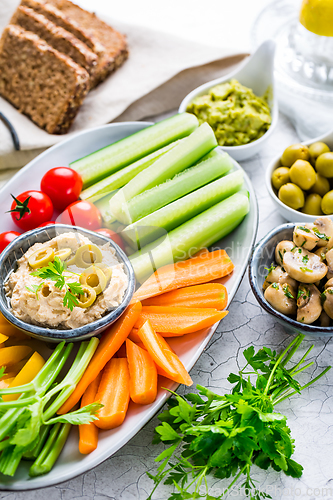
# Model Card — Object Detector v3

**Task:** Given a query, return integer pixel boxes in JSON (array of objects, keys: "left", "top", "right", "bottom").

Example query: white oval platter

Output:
[{"left": 0, "top": 121, "right": 258, "bottom": 490}]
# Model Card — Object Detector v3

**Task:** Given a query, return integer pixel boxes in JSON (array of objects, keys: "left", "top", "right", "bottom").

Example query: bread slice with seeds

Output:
[
  {"left": 10, "top": 5, "right": 98, "bottom": 82},
  {"left": 20, "top": 0, "right": 128, "bottom": 87},
  {"left": 0, "top": 24, "right": 89, "bottom": 134}
]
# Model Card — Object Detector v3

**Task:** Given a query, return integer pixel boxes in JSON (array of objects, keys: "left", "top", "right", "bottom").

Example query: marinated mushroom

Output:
[
  {"left": 296, "top": 284, "right": 322, "bottom": 324},
  {"left": 283, "top": 248, "right": 327, "bottom": 283},
  {"left": 314, "top": 246, "right": 329, "bottom": 261},
  {"left": 325, "top": 277, "right": 333, "bottom": 288},
  {"left": 322, "top": 287, "right": 333, "bottom": 319},
  {"left": 325, "top": 248, "right": 333, "bottom": 280},
  {"left": 263, "top": 265, "right": 297, "bottom": 291},
  {"left": 293, "top": 224, "right": 321, "bottom": 250},
  {"left": 275, "top": 240, "right": 295, "bottom": 266},
  {"left": 320, "top": 311, "right": 331, "bottom": 327},
  {"left": 264, "top": 282, "right": 297, "bottom": 315},
  {"left": 313, "top": 217, "right": 333, "bottom": 248}
]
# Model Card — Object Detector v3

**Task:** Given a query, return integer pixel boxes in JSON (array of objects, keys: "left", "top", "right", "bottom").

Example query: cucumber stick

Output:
[
  {"left": 80, "top": 140, "right": 180, "bottom": 202},
  {"left": 70, "top": 113, "right": 198, "bottom": 188},
  {"left": 124, "top": 150, "right": 233, "bottom": 224},
  {"left": 122, "top": 169, "right": 244, "bottom": 248},
  {"left": 129, "top": 191, "right": 250, "bottom": 283},
  {"left": 109, "top": 123, "right": 217, "bottom": 224}
]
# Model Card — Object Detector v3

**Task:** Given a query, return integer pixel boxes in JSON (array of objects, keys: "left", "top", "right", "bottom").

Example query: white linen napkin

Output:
[{"left": 0, "top": 0, "right": 247, "bottom": 169}]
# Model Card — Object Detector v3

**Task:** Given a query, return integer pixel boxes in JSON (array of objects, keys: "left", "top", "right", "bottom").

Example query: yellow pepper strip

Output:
[
  {"left": 0, "top": 377, "right": 15, "bottom": 389},
  {"left": 3, "top": 351, "right": 45, "bottom": 402},
  {"left": 0, "top": 333, "right": 9, "bottom": 346},
  {"left": 0, "top": 313, "right": 28, "bottom": 340},
  {"left": 0, "top": 345, "right": 32, "bottom": 368},
  {"left": 0, "top": 360, "right": 27, "bottom": 380}
]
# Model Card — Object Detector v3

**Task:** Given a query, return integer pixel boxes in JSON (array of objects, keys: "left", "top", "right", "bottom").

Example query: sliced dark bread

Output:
[
  {"left": 0, "top": 24, "right": 89, "bottom": 134},
  {"left": 20, "top": 0, "right": 128, "bottom": 87},
  {"left": 10, "top": 5, "right": 98, "bottom": 82}
]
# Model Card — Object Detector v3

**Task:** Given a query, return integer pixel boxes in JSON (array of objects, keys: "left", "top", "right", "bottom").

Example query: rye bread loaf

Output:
[
  {"left": 10, "top": 5, "right": 98, "bottom": 81},
  {"left": 20, "top": 0, "right": 128, "bottom": 87},
  {"left": 0, "top": 25, "right": 90, "bottom": 134}
]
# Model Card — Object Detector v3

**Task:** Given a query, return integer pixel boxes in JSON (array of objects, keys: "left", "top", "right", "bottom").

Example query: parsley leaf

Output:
[
  {"left": 25, "top": 283, "right": 43, "bottom": 299},
  {"left": 30, "top": 257, "right": 84, "bottom": 311},
  {"left": 313, "top": 227, "right": 330, "bottom": 241},
  {"left": 302, "top": 255, "right": 309, "bottom": 264},
  {"left": 283, "top": 285, "right": 294, "bottom": 299},
  {"left": 297, "top": 226, "right": 310, "bottom": 233},
  {"left": 300, "top": 266, "right": 313, "bottom": 273},
  {"left": 264, "top": 264, "right": 275, "bottom": 279}
]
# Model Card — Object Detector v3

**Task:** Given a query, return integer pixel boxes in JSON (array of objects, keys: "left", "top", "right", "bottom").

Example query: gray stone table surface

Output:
[{"left": 1, "top": 113, "right": 332, "bottom": 500}]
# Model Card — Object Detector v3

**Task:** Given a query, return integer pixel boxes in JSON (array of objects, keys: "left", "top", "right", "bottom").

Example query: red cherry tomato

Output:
[
  {"left": 10, "top": 191, "right": 53, "bottom": 231},
  {"left": 41, "top": 167, "right": 83, "bottom": 211},
  {"left": 95, "top": 228, "right": 125, "bottom": 251},
  {"left": 59, "top": 200, "right": 102, "bottom": 230},
  {"left": 38, "top": 221, "right": 55, "bottom": 227},
  {"left": 0, "top": 231, "right": 21, "bottom": 253}
]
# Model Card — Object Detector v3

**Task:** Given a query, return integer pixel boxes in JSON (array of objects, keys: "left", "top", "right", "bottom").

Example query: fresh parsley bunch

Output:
[
  {"left": 28, "top": 256, "right": 84, "bottom": 311},
  {"left": 148, "top": 334, "right": 330, "bottom": 500}
]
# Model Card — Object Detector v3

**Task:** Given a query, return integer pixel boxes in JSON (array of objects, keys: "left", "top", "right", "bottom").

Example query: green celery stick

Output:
[
  {"left": 122, "top": 169, "right": 244, "bottom": 248},
  {"left": 94, "top": 193, "right": 117, "bottom": 224},
  {"left": 71, "top": 113, "right": 198, "bottom": 188},
  {"left": 81, "top": 140, "right": 180, "bottom": 202},
  {"left": 129, "top": 191, "right": 250, "bottom": 283},
  {"left": 109, "top": 123, "right": 218, "bottom": 224},
  {"left": 29, "top": 423, "right": 71, "bottom": 477},
  {"left": 124, "top": 150, "right": 233, "bottom": 224}
]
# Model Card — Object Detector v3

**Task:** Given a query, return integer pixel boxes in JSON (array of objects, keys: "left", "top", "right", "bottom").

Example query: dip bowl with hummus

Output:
[
  {"left": 179, "top": 40, "right": 278, "bottom": 161},
  {"left": 0, "top": 224, "right": 135, "bottom": 342}
]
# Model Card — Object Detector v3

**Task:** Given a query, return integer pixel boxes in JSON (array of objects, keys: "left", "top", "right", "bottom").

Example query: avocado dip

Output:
[{"left": 186, "top": 79, "right": 271, "bottom": 147}]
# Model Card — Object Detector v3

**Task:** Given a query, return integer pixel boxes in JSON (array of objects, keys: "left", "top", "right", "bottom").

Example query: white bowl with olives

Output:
[
  {"left": 249, "top": 217, "right": 333, "bottom": 334},
  {"left": 265, "top": 129, "right": 333, "bottom": 222}
]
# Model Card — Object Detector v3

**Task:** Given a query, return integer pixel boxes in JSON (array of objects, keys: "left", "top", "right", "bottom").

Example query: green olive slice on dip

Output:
[
  {"left": 95, "top": 263, "right": 112, "bottom": 283},
  {"left": 80, "top": 266, "right": 107, "bottom": 295},
  {"left": 28, "top": 247, "right": 54, "bottom": 269},
  {"left": 54, "top": 248, "right": 72, "bottom": 261},
  {"left": 75, "top": 244, "right": 103, "bottom": 268},
  {"left": 76, "top": 285, "right": 96, "bottom": 308}
]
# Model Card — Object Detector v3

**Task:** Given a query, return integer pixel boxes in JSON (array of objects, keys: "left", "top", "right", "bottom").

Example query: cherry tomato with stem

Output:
[
  {"left": 9, "top": 191, "right": 53, "bottom": 231},
  {"left": 59, "top": 200, "right": 101, "bottom": 230},
  {"left": 0, "top": 231, "right": 21, "bottom": 253},
  {"left": 41, "top": 167, "right": 83, "bottom": 211},
  {"left": 95, "top": 228, "right": 125, "bottom": 251}
]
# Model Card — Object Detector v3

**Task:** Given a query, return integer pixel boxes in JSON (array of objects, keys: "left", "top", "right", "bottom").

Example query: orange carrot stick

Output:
[
  {"left": 128, "top": 328, "right": 141, "bottom": 343},
  {"left": 133, "top": 249, "right": 234, "bottom": 302},
  {"left": 135, "top": 306, "right": 228, "bottom": 334},
  {"left": 95, "top": 358, "right": 130, "bottom": 430},
  {"left": 137, "top": 320, "right": 192, "bottom": 386},
  {"left": 58, "top": 302, "right": 142, "bottom": 415},
  {"left": 126, "top": 339, "right": 157, "bottom": 405},
  {"left": 79, "top": 373, "right": 102, "bottom": 455},
  {"left": 142, "top": 283, "right": 228, "bottom": 310}
]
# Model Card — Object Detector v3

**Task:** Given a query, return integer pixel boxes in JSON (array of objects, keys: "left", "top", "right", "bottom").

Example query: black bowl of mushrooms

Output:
[{"left": 249, "top": 217, "right": 333, "bottom": 335}]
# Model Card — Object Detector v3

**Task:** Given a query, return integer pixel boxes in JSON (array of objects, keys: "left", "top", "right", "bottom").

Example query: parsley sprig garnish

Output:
[
  {"left": 29, "top": 257, "right": 84, "bottom": 311},
  {"left": 148, "top": 335, "right": 330, "bottom": 500}
]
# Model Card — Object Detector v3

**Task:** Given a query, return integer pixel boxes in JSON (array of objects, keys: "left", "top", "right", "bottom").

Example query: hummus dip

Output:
[{"left": 6, "top": 232, "right": 128, "bottom": 329}]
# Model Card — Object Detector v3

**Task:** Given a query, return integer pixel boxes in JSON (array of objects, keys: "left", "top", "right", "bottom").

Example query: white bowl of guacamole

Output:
[{"left": 179, "top": 40, "right": 278, "bottom": 161}]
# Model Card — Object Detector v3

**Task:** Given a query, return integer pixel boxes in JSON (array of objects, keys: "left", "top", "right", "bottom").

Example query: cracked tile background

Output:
[{"left": 1, "top": 113, "right": 332, "bottom": 500}]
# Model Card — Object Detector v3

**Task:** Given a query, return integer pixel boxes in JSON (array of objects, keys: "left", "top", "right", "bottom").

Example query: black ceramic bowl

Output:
[
  {"left": 0, "top": 224, "right": 135, "bottom": 342},
  {"left": 248, "top": 223, "right": 333, "bottom": 336}
]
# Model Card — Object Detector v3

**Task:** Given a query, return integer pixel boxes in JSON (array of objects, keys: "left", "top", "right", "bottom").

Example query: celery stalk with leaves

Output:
[
  {"left": 0, "top": 338, "right": 101, "bottom": 477},
  {"left": 148, "top": 333, "right": 330, "bottom": 500}
]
